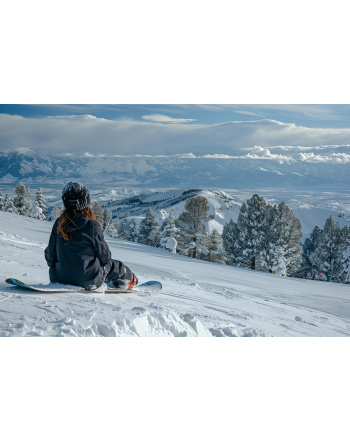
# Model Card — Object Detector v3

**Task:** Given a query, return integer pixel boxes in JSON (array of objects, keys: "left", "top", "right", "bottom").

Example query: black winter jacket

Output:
[{"left": 44, "top": 214, "right": 111, "bottom": 289}]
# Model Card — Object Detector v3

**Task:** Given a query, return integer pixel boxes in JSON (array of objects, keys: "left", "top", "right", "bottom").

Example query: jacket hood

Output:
[{"left": 66, "top": 213, "right": 90, "bottom": 232}]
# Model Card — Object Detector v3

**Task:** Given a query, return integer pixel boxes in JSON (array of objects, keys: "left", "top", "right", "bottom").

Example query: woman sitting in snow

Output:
[{"left": 44, "top": 182, "right": 138, "bottom": 291}]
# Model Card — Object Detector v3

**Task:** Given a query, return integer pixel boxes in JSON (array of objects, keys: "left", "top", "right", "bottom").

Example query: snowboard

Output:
[{"left": 5, "top": 278, "right": 162, "bottom": 294}]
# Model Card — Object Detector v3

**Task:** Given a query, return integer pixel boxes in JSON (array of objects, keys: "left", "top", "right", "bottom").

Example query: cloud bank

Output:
[
  {"left": 141, "top": 113, "right": 196, "bottom": 123},
  {"left": 1, "top": 114, "right": 350, "bottom": 163}
]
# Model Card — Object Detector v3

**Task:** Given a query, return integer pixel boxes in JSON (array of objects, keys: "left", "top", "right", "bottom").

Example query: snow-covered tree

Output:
[
  {"left": 176, "top": 196, "right": 213, "bottom": 258},
  {"left": 138, "top": 208, "right": 160, "bottom": 246},
  {"left": 90, "top": 200, "right": 104, "bottom": 226},
  {"left": 13, "top": 182, "right": 32, "bottom": 215},
  {"left": 294, "top": 226, "right": 322, "bottom": 279},
  {"left": 160, "top": 215, "right": 177, "bottom": 238},
  {"left": 4, "top": 194, "right": 18, "bottom": 214},
  {"left": 227, "top": 194, "right": 269, "bottom": 269},
  {"left": 208, "top": 229, "right": 227, "bottom": 264},
  {"left": 105, "top": 219, "right": 120, "bottom": 238},
  {"left": 223, "top": 196, "right": 302, "bottom": 276},
  {"left": 50, "top": 206, "right": 63, "bottom": 221},
  {"left": 36, "top": 187, "right": 48, "bottom": 219},
  {"left": 103, "top": 209, "right": 113, "bottom": 231},
  {"left": 341, "top": 227, "right": 350, "bottom": 283},
  {"left": 222, "top": 219, "right": 240, "bottom": 264},
  {"left": 117, "top": 219, "right": 126, "bottom": 238},
  {"left": 31, "top": 200, "right": 44, "bottom": 219},
  {"left": 122, "top": 218, "right": 138, "bottom": 242},
  {"left": 161, "top": 236, "right": 177, "bottom": 253},
  {"left": 256, "top": 202, "right": 302, "bottom": 276},
  {"left": 0, "top": 190, "right": 4, "bottom": 211},
  {"left": 309, "top": 216, "right": 348, "bottom": 282}
]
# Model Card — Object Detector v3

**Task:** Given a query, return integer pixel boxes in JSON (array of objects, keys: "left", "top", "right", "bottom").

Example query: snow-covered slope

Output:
[
  {"left": 103, "top": 188, "right": 350, "bottom": 236},
  {"left": 1, "top": 210, "right": 350, "bottom": 337},
  {"left": 103, "top": 189, "right": 241, "bottom": 234}
]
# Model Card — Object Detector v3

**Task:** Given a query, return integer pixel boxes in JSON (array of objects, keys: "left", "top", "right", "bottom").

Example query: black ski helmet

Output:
[{"left": 62, "top": 182, "right": 91, "bottom": 210}]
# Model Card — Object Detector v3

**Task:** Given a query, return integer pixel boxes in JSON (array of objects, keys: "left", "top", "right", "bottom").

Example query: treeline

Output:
[
  {"left": 0, "top": 183, "right": 48, "bottom": 219},
  {"left": 295, "top": 217, "right": 350, "bottom": 283},
  {"left": 111, "top": 193, "right": 350, "bottom": 284},
  {"left": 222, "top": 194, "right": 302, "bottom": 276},
  {"left": 105, "top": 197, "right": 226, "bottom": 262},
  {"left": 2, "top": 183, "right": 349, "bottom": 283}
]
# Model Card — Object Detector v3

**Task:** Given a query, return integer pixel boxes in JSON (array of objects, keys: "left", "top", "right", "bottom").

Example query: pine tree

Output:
[
  {"left": 196, "top": 228, "right": 211, "bottom": 258},
  {"left": 90, "top": 201, "right": 104, "bottom": 226},
  {"left": 338, "top": 226, "right": 350, "bottom": 283},
  {"left": 25, "top": 186, "right": 32, "bottom": 212},
  {"left": 309, "top": 216, "right": 346, "bottom": 282},
  {"left": 117, "top": 219, "right": 126, "bottom": 238},
  {"left": 31, "top": 200, "right": 43, "bottom": 219},
  {"left": 36, "top": 187, "right": 48, "bottom": 219},
  {"left": 160, "top": 215, "right": 178, "bottom": 252},
  {"left": 208, "top": 229, "right": 227, "bottom": 264},
  {"left": 230, "top": 194, "right": 269, "bottom": 269},
  {"left": 123, "top": 218, "right": 138, "bottom": 242},
  {"left": 160, "top": 215, "right": 177, "bottom": 238},
  {"left": 175, "top": 196, "right": 213, "bottom": 258},
  {"left": 13, "top": 182, "right": 31, "bottom": 215},
  {"left": 139, "top": 208, "right": 160, "bottom": 246},
  {"left": 0, "top": 190, "right": 4, "bottom": 211},
  {"left": 341, "top": 226, "right": 350, "bottom": 283},
  {"left": 50, "top": 206, "right": 63, "bottom": 221},
  {"left": 176, "top": 211, "right": 197, "bottom": 256},
  {"left": 4, "top": 195, "right": 18, "bottom": 214},
  {"left": 223, "top": 196, "right": 302, "bottom": 276},
  {"left": 259, "top": 202, "right": 302, "bottom": 276},
  {"left": 293, "top": 226, "right": 322, "bottom": 279},
  {"left": 103, "top": 209, "right": 113, "bottom": 231},
  {"left": 106, "top": 219, "right": 120, "bottom": 238},
  {"left": 255, "top": 204, "right": 277, "bottom": 272},
  {"left": 222, "top": 219, "right": 240, "bottom": 264}
]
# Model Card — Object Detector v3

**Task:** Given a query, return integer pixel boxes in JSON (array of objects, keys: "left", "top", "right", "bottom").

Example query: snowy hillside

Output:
[
  {"left": 102, "top": 188, "right": 350, "bottom": 236},
  {"left": 1, "top": 210, "right": 350, "bottom": 337},
  {"left": 103, "top": 189, "right": 241, "bottom": 234}
]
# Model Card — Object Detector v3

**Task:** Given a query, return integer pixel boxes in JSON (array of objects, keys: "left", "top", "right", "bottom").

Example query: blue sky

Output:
[{"left": 1, "top": 104, "right": 350, "bottom": 129}]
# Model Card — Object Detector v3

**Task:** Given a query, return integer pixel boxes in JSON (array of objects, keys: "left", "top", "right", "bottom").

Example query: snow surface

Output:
[{"left": 1, "top": 210, "right": 350, "bottom": 337}]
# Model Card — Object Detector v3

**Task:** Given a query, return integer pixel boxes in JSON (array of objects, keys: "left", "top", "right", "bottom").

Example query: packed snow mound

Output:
[{"left": 1, "top": 210, "right": 350, "bottom": 337}]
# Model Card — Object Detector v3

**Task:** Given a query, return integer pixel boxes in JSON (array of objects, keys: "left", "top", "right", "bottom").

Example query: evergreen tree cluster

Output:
[
  {"left": 114, "top": 196, "right": 226, "bottom": 261},
  {"left": 0, "top": 183, "right": 48, "bottom": 220},
  {"left": 295, "top": 216, "right": 350, "bottom": 283},
  {"left": 222, "top": 194, "right": 302, "bottom": 276}
]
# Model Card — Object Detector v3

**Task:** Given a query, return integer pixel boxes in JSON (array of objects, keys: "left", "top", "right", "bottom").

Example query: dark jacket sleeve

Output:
[
  {"left": 92, "top": 222, "right": 111, "bottom": 266},
  {"left": 45, "top": 220, "right": 58, "bottom": 268}
]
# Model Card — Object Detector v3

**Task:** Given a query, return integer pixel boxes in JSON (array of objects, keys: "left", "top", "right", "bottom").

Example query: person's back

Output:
[
  {"left": 45, "top": 182, "right": 138, "bottom": 290},
  {"left": 47, "top": 212, "right": 111, "bottom": 289}
]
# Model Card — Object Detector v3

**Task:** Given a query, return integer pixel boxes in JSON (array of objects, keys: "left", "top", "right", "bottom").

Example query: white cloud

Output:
[
  {"left": 141, "top": 114, "right": 196, "bottom": 123},
  {"left": 5, "top": 146, "right": 34, "bottom": 154},
  {"left": 234, "top": 110, "right": 264, "bottom": 117},
  {"left": 2, "top": 114, "right": 350, "bottom": 161},
  {"left": 245, "top": 146, "right": 294, "bottom": 163},
  {"left": 299, "top": 152, "right": 350, "bottom": 163}
]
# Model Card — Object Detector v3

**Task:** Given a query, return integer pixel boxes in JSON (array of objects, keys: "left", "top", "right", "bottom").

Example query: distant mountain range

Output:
[
  {"left": 1, "top": 151, "right": 350, "bottom": 190},
  {"left": 1, "top": 151, "right": 350, "bottom": 235}
]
